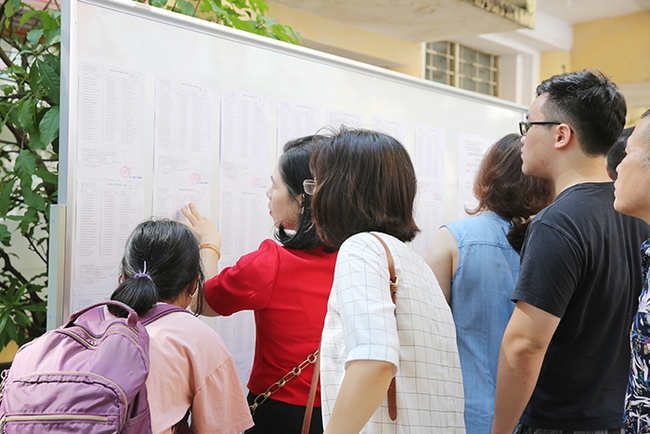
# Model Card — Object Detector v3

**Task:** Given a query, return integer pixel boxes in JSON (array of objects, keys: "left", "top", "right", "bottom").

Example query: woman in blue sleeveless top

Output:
[{"left": 427, "top": 134, "right": 552, "bottom": 434}]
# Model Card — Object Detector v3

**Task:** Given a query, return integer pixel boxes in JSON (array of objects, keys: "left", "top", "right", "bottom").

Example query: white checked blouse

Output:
[{"left": 320, "top": 232, "right": 466, "bottom": 433}]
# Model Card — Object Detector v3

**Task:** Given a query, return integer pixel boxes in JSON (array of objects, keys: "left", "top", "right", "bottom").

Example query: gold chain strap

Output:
[{"left": 250, "top": 350, "right": 319, "bottom": 414}]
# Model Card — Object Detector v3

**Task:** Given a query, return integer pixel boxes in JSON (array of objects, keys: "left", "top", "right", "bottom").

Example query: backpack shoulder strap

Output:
[{"left": 140, "top": 304, "right": 192, "bottom": 326}]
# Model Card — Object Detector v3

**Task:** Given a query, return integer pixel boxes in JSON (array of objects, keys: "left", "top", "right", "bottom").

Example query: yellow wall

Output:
[
  {"left": 266, "top": 3, "right": 423, "bottom": 77},
  {"left": 538, "top": 11, "right": 650, "bottom": 124},
  {"left": 539, "top": 51, "right": 571, "bottom": 81},
  {"left": 572, "top": 11, "right": 650, "bottom": 85},
  {"left": 0, "top": 340, "right": 18, "bottom": 363}
]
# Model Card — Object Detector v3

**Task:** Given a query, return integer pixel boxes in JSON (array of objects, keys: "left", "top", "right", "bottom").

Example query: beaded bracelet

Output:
[{"left": 199, "top": 243, "right": 221, "bottom": 260}]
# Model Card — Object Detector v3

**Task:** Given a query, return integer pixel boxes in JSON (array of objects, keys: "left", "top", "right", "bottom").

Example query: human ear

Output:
[{"left": 554, "top": 123, "right": 573, "bottom": 150}]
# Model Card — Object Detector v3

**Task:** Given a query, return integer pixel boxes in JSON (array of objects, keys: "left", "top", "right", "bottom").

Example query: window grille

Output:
[{"left": 425, "top": 41, "right": 498, "bottom": 97}]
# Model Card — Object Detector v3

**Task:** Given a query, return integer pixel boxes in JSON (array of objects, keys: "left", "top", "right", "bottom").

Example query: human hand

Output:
[{"left": 180, "top": 203, "right": 222, "bottom": 248}]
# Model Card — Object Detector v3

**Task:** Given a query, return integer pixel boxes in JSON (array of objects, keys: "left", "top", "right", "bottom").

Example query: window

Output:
[{"left": 425, "top": 42, "right": 498, "bottom": 97}]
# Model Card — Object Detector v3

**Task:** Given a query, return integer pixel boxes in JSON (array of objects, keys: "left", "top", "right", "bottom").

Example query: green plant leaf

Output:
[
  {"left": 36, "top": 58, "right": 60, "bottom": 105},
  {"left": 21, "top": 186, "right": 47, "bottom": 211},
  {"left": 0, "top": 224, "right": 11, "bottom": 246},
  {"left": 0, "top": 178, "right": 16, "bottom": 217},
  {"left": 27, "top": 129, "right": 43, "bottom": 151},
  {"left": 0, "top": 83, "right": 15, "bottom": 96},
  {"left": 39, "top": 105, "right": 59, "bottom": 146},
  {"left": 0, "top": 312, "right": 9, "bottom": 338},
  {"left": 18, "top": 207, "right": 38, "bottom": 234},
  {"left": 9, "top": 0, "right": 22, "bottom": 15},
  {"left": 42, "top": 26, "right": 61, "bottom": 47},
  {"left": 27, "top": 29, "right": 44, "bottom": 46},
  {"left": 22, "top": 302, "right": 47, "bottom": 312},
  {"left": 14, "top": 150, "right": 37, "bottom": 181},
  {"left": 38, "top": 9, "right": 55, "bottom": 29},
  {"left": 176, "top": 0, "right": 196, "bottom": 16},
  {"left": 248, "top": 0, "right": 267, "bottom": 14},
  {"left": 17, "top": 98, "right": 35, "bottom": 130},
  {"left": 19, "top": 10, "right": 38, "bottom": 27},
  {"left": 11, "top": 284, "right": 26, "bottom": 303},
  {"left": 34, "top": 166, "right": 58, "bottom": 184},
  {"left": 13, "top": 310, "right": 31, "bottom": 328},
  {"left": 148, "top": 0, "right": 168, "bottom": 8},
  {"left": 259, "top": 15, "right": 275, "bottom": 26},
  {"left": 4, "top": 1, "right": 15, "bottom": 19},
  {"left": 4, "top": 316, "right": 17, "bottom": 341}
]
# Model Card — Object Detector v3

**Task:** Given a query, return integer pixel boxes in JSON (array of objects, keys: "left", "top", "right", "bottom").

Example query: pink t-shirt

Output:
[{"left": 145, "top": 308, "right": 253, "bottom": 434}]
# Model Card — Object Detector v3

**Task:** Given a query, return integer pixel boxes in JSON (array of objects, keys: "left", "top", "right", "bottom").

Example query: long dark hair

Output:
[
  {"left": 310, "top": 128, "right": 419, "bottom": 248},
  {"left": 468, "top": 133, "right": 553, "bottom": 251},
  {"left": 276, "top": 135, "right": 326, "bottom": 250},
  {"left": 109, "top": 219, "right": 204, "bottom": 316}
]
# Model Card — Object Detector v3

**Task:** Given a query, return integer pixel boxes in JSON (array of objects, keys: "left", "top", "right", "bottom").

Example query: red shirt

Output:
[{"left": 204, "top": 239, "right": 337, "bottom": 407}]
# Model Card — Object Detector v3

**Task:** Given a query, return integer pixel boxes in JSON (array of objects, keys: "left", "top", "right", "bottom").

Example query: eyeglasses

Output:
[
  {"left": 519, "top": 121, "right": 562, "bottom": 136},
  {"left": 303, "top": 179, "right": 316, "bottom": 195}
]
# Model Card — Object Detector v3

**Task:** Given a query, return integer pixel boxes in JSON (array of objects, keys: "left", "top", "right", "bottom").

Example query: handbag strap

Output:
[
  {"left": 370, "top": 232, "right": 398, "bottom": 304},
  {"left": 369, "top": 232, "right": 398, "bottom": 421},
  {"left": 301, "top": 347, "right": 321, "bottom": 434},
  {"left": 301, "top": 232, "right": 399, "bottom": 434},
  {"left": 252, "top": 350, "right": 319, "bottom": 414}
]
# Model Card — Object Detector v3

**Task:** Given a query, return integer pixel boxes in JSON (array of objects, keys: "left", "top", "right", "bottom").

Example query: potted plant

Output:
[{"left": 0, "top": 0, "right": 299, "bottom": 362}]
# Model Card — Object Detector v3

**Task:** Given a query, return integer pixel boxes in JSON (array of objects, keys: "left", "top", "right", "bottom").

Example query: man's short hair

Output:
[{"left": 536, "top": 69, "right": 626, "bottom": 156}]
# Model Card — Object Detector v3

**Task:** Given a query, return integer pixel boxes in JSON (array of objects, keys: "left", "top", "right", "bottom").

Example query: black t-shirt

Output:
[{"left": 513, "top": 182, "right": 650, "bottom": 430}]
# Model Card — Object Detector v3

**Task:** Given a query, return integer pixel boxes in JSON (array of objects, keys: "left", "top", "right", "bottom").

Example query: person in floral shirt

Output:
[{"left": 614, "top": 108, "right": 650, "bottom": 433}]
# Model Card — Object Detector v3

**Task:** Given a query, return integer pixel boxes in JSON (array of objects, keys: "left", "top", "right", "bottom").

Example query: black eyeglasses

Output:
[{"left": 519, "top": 121, "right": 561, "bottom": 136}]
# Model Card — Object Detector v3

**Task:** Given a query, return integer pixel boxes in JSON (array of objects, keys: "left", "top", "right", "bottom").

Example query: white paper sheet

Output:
[
  {"left": 326, "top": 108, "right": 365, "bottom": 130},
  {"left": 73, "top": 63, "right": 147, "bottom": 301},
  {"left": 78, "top": 62, "right": 144, "bottom": 151},
  {"left": 457, "top": 133, "right": 494, "bottom": 219},
  {"left": 373, "top": 117, "right": 407, "bottom": 143},
  {"left": 221, "top": 88, "right": 271, "bottom": 164},
  {"left": 218, "top": 88, "right": 272, "bottom": 384},
  {"left": 77, "top": 62, "right": 146, "bottom": 179},
  {"left": 152, "top": 77, "right": 213, "bottom": 219},
  {"left": 73, "top": 180, "right": 144, "bottom": 294},
  {"left": 277, "top": 100, "right": 322, "bottom": 157},
  {"left": 412, "top": 125, "right": 446, "bottom": 259},
  {"left": 412, "top": 198, "right": 444, "bottom": 260},
  {"left": 215, "top": 312, "right": 255, "bottom": 385}
]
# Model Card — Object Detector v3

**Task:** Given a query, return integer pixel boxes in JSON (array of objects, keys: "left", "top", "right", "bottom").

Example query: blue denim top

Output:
[{"left": 445, "top": 211, "right": 520, "bottom": 434}]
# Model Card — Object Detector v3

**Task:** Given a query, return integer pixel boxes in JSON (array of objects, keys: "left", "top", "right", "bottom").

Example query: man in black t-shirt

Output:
[{"left": 492, "top": 70, "right": 650, "bottom": 434}]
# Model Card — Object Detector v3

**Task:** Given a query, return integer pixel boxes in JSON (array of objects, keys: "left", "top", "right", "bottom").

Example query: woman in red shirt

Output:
[{"left": 183, "top": 135, "right": 337, "bottom": 434}]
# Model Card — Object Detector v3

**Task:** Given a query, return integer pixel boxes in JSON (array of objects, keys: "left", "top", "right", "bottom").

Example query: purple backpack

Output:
[{"left": 0, "top": 301, "right": 188, "bottom": 433}]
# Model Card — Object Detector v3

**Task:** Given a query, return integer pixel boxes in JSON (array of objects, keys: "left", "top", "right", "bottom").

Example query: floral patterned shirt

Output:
[{"left": 625, "top": 238, "right": 650, "bottom": 433}]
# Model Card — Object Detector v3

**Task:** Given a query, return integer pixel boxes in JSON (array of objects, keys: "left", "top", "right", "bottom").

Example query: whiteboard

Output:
[{"left": 51, "top": 0, "right": 526, "bottom": 381}]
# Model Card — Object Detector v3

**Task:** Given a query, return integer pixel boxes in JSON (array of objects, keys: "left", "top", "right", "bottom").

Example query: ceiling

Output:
[
  {"left": 537, "top": 0, "right": 650, "bottom": 24},
  {"left": 275, "top": 0, "right": 530, "bottom": 43},
  {"left": 275, "top": 0, "right": 650, "bottom": 43}
]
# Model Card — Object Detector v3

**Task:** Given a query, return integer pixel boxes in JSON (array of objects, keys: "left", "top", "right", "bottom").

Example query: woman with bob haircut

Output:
[
  {"left": 109, "top": 219, "right": 253, "bottom": 434},
  {"left": 309, "top": 128, "right": 465, "bottom": 433},
  {"left": 426, "top": 133, "right": 553, "bottom": 434},
  {"left": 182, "top": 135, "right": 337, "bottom": 434}
]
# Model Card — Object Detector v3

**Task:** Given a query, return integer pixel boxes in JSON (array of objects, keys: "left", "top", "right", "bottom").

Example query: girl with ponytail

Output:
[{"left": 110, "top": 219, "right": 253, "bottom": 434}]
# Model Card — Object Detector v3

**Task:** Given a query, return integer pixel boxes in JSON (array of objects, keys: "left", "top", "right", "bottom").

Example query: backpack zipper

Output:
[
  {"left": 9, "top": 371, "right": 129, "bottom": 429},
  {"left": 59, "top": 326, "right": 149, "bottom": 366},
  {"left": 0, "top": 369, "right": 7, "bottom": 404},
  {"left": 1, "top": 414, "right": 110, "bottom": 432}
]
